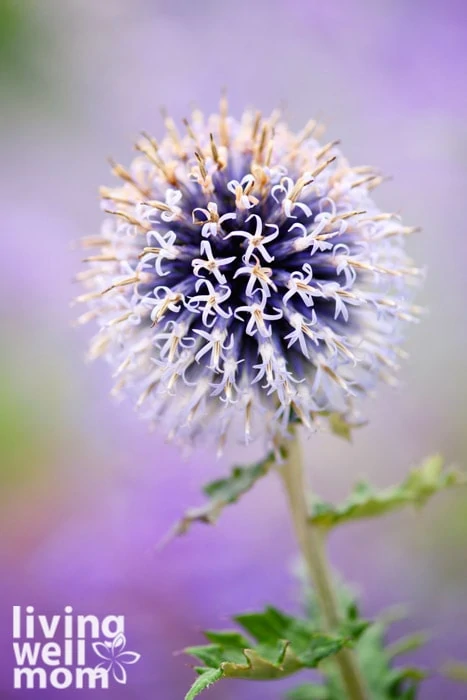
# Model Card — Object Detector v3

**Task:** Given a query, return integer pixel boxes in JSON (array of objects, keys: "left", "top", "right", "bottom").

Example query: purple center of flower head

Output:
[{"left": 76, "top": 101, "right": 420, "bottom": 450}]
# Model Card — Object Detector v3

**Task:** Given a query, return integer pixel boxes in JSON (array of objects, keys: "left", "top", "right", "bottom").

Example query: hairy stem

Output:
[{"left": 279, "top": 428, "right": 367, "bottom": 700}]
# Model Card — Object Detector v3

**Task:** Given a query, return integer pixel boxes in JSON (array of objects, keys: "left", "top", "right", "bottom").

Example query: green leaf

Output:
[
  {"left": 310, "top": 455, "right": 465, "bottom": 531},
  {"left": 356, "top": 621, "right": 428, "bottom": 699},
  {"left": 328, "top": 413, "right": 354, "bottom": 441},
  {"left": 161, "top": 450, "right": 281, "bottom": 544},
  {"left": 385, "top": 633, "right": 429, "bottom": 660},
  {"left": 184, "top": 606, "right": 356, "bottom": 698},
  {"left": 289, "top": 585, "right": 428, "bottom": 699},
  {"left": 320, "top": 411, "right": 367, "bottom": 441},
  {"left": 161, "top": 411, "right": 365, "bottom": 545},
  {"left": 184, "top": 668, "right": 223, "bottom": 700},
  {"left": 203, "top": 452, "right": 279, "bottom": 503}
]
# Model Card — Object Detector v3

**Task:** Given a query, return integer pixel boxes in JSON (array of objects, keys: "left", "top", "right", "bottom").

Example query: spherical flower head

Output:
[{"left": 76, "top": 100, "right": 421, "bottom": 452}]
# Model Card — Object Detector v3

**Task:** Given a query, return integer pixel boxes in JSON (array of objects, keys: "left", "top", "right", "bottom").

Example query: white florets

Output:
[{"left": 76, "top": 102, "right": 421, "bottom": 452}]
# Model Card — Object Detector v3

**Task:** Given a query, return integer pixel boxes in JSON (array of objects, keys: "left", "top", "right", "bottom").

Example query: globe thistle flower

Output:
[{"left": 76, "top": 99, "right": 421, "bottom": 451}]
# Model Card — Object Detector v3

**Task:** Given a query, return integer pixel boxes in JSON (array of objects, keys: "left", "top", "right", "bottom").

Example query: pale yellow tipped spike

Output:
[
  {"left": 314, "top": 139, "right": 340, "bottom": 161},
  {"left": 80, "top": 236, "right": 108, "bottom": 249},
  {"left": 297, "top": 119, "right": 318, "bottom": 145},
  {"left": 139, "top": 130, "right": 159, "bottom": 151},
  {"left": 310, "top": 156, "right": 337, "bottom": 178},
  {"left": 367, "top": 175, "right": 392, "bottom": 190},
  {"left": 74, "top": 268, "right": 102, "bottom": 283},
  {"left": 219, "top": 90, "right": 229, "bottom": 147},
  {"left": 73, "top": 310, "right": 99, "bottom": 326},
  {"left": 141, "top": 199, "right": 172, "bottom": 212},
  {"left": 73, "top": 290, "right": 104, "bottom": 304},
  {"left": 82, "top": 254, "right": 118, "bottom": 263},
  {"left": 101, "top": 275, "right": 140, "bottom": 295},
  {"left": 251, "top": 111, "right": 262, "bottom": 142},
  {"left": 333, "top": 209, "right": 366, "bottom": 221},
  {"left": 194, "top": 150, "right": 208, "bottom": 180},
  {"left": 103, "top": 209, "right": 151, "bottom": 232},
  {"left": 107, "top": 157, "right": 151, "bottom": 198},
  {"left": 210, "top": 133, "right": 225, "bottom": 169},
  {"left": 99, "top": 187, "right": 136, "bottom": 206},
  {"left": 254, "top": 124, "right": 270, "bottom": 165},
  {"left": 136, "top": 134, "right": 178, "bottom": 185},
  {"left": 106, "top": 312, "right": 133, "bottom": 327},
  {"left": 290, "top": 174, "right": 314, "bottom": 202},
  {"left": 137, "top": 380, "right": 158, "bottom": 407}
]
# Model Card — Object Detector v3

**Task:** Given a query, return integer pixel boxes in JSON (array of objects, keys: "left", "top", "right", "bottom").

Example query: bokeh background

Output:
[{"left": 1, "top": 0, "right": 466, "bottom": 698}]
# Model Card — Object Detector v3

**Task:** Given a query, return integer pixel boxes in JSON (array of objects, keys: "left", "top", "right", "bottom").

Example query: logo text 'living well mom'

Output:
[{"left": 12, "top": 606, "right": 141, "bottom": 690}]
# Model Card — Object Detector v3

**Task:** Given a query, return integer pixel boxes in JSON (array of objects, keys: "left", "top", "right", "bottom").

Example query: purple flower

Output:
[{"left": 76, "top": 100, "right": 420, "bottom": 450}]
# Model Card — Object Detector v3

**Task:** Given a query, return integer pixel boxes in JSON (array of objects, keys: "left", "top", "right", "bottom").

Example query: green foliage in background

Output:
[
  {"left": 0, "top": 0, "right": 63, "bottom": 115},
  {"left": 443, "top": 662, "right": 467, "bottom": 683},
  {"left": 310, "top": 456, "right": 464, "bottom": 530},
  {"left": 288, "top": 587, "right": 428, "bottom": 699},
  {"left": 0, "top": 339, "right": 74, "bottom": 489},
  {"left": 0, "top": 359, "right": 47, "bottom": 484}
]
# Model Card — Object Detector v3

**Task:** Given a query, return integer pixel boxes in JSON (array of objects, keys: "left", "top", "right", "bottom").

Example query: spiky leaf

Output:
[
  {"left": 184, "top": 606, "right": 357, "bottom": 699},
  {"left": 185, "top": 669, "right": 223, "bottom": 700},
  {"left": 162, "top": 450, "right": 280, "bottom": 543},
  {"left": 289, "top": 587, "right": 428, "bottom": 699},
  {"left": 310, "top": 456, "right": 464, "bottom": 531}
]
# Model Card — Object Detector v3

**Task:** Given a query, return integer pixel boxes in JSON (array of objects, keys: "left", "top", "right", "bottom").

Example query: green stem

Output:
[{"left": 279, "top": 428, "right": 368, "bottom": 700}]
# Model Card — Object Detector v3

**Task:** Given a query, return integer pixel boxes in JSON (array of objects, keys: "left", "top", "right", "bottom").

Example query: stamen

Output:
[
  {"left": 219, "top": 91, "right": 229, "bottom": 146},
  {"left": 101, "top": 275, "right": 141, "bottom": 294},
  {"left": 82, "top": 254, "right": 119, "bottom": 263},
  {"left": 103, "top": 209, "right": 152, "bottom": 232},
  {"left": 99, "top": 187, "right": 136, "bottom": 206},
  {"left": 107, "top": 157, "right": 151, "bottom": 198},
  {"left": 251, "top": 111, "right": 262, "bottom": 142},
  {"left": 314, "top": 139, "right": 340, "bottom": 161},
  {"left": 310, "top": 156, "right": 337, "bottom": 178},
  {"left": 210, "top": 133, "right": 225, "bottom": 169},
  {"left": 136, "top": 133, "right": 177, "bottom": 185}
]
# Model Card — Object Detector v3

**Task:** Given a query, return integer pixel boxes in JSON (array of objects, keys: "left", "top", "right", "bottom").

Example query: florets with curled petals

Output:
[{"left": 76, "top": 100, "right": 421, "bottom": 452}]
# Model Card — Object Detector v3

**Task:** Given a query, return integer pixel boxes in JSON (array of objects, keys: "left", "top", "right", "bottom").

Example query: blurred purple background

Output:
[{"left": 1, "top": 0, "right": 466, "bottom": 698}]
